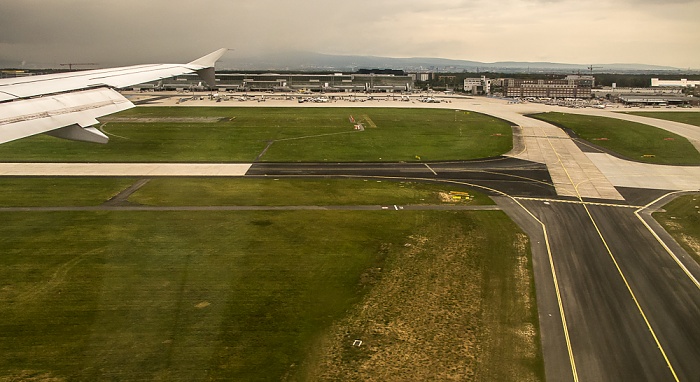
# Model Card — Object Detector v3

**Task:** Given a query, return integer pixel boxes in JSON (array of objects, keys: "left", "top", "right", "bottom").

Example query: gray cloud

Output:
[{"left": 0, "top": 0, "right": 697, "bottom": 68}]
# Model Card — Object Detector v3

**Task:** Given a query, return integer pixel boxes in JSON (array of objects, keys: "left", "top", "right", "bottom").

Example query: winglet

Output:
[{"left": 188, "top": 48, "right": 229, "bottom": 67}]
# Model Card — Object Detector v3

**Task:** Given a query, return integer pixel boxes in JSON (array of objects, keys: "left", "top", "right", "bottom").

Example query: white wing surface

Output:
[{"left": 0, "top": 49, "right": 227, "bottom": 144}]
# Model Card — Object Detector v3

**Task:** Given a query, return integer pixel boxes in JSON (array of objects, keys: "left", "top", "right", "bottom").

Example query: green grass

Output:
[
  {"left": 0, "top": 106, "right": 538, "bottom": 380},
  {"left": 0, "top": 178, "right": 135, "bottom": 207},
  {"left": 529, "top": 112, "right": 700, "bottom": 165},
  {"left": 300, "top": 211, "right": 543, "bottom": 381},
  {"left": 0, "top": 177, "right": 494, "bottom": 207},
  {"left": 653, "top": 194, "right": 700, "bottom": 264},
  {"left": 0, "top": 107, "right": 512, "bottom": 163},
  {"left": 0, "top": 211, "right": 412, "bottom": 381},
  {"left": 0, "top": 210, "right": 542, "bottom": 381},
  {"left": 130, "top": 178, "right": 495, "bottom": 206},
  {"left": 628, "top": 111, "right": 700, "bottom": 127}
]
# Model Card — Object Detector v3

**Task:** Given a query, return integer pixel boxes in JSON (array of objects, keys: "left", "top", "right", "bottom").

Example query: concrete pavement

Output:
[
  {"left": 586, "top": 153, "right": 700, "bottom": 190},
  {"left": 0, "top": 162, "right": 252, "bottom": 176}
]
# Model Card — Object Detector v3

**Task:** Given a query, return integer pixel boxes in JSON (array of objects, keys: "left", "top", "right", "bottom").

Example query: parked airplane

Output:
[{"left": 0, "top": 49, "right": 228, "bottom": 144}]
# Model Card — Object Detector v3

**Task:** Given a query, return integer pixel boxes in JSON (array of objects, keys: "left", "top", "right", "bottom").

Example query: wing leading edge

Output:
[{"left": 0, "top": 49, "right": 228, "bottom": 144}]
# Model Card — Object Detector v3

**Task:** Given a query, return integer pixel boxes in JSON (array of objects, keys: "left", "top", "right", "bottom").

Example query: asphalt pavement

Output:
[
  {"left": 518, "top": 200, "right": 700, "bottom": 381},
  {"left": 247, "top": 157, "right": 555, "bottom": 198}
]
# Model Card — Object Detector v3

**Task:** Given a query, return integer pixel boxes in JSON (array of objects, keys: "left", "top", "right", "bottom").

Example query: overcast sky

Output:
[{"left": 1, "top": 0, "right": 698, "bottom": 69}]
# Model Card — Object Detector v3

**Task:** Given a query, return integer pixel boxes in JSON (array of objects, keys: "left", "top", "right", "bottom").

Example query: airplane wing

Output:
[{"left": 0, "top": 48, "right": 228, "bottom": 144}]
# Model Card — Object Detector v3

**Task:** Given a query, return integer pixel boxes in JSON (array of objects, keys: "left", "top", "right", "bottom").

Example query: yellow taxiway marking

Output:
[
  {"left": 635, "top": 191, "right": 700, "bottom": 291},
  {"left": 544, "top": 133, "right": 679, "bottom": 382},
  {"left": 581, "top": 202, "right": 680, "bottom": 381}
]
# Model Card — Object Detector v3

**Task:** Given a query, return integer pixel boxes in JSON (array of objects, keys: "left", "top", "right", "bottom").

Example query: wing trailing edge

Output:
[{"left": 0, "top": 49, "right": 228, "bottom": 144}]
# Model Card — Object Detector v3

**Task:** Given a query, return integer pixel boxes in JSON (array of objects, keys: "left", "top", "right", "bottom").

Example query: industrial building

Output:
[
  {"left": 651, "top": 78, "right": 700, "bottom": 88},
  {"left": 564, "top": 74, "right": 595, "bottom": 88},
  {"left": 617, "top": 95, "right": 695, "bottom": 106},
  {"left": 503, "top": 77, "right": 592, "bottom": 98},
  {"left": 134, "top": 72, "right": 413, "bottom": 93}
]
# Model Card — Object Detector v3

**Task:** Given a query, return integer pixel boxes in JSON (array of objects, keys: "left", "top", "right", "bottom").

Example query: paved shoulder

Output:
[{"left": 0, "top": 163, "right": 253, "bottom": 176}]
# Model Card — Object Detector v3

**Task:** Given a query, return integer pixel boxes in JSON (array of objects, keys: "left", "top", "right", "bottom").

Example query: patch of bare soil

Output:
[
  {"left": 475, "top": 232, "right": 539, "bottom": 382},
  {"left": 680, "top": 234, "right": 700, "bottom": 257},
  {"left": 0, "top": 372, "right": 65, "bottom": 382},
  {"left": 298, "top": 228, "right": 486, "bottom": 381},
  {"left": 438, "top": 192, "right": 454, "bottom": 203}
]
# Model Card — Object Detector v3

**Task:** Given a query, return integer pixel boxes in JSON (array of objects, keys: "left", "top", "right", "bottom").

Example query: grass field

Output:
[
  {"left": 0, "top": 177, "right": 493, "bottom": 207},
  {"left": 628, "top": 111, "right": 700, "bottom": 127},
  {"left": 302, "top": 211, "right": 543, "bottom": 381},
  {"left": 653, "top": 194, "right": 700, "bottom": 264},
  {"left": 0, "top": 106, "right": 540, "bottom": 380},
  {"left": 130, "top": 178, "right": 495, "bottom": 206},
  {"left": 0, "top": 178, "right": 135, "bottom": 207},
  {"left": 0, "top": 107, "right": 513, "bottom": 163},
  {"left": 0, "top": 209, "right": 543, "bottom": 381},
  {"left": 529, "top": 112, "right": 700, "bottom": 165}
]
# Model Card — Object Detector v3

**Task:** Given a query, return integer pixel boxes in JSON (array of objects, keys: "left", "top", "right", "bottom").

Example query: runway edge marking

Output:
[
  {"left": 543, "top": 132, "right": 680, "bottom": 382},
  {"left": 635, "top": 191, "right": 700, "bottom": 291}
]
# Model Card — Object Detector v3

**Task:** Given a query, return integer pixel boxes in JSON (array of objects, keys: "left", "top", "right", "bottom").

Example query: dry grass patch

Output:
[
  {"left": 296, "top": 212, "right": 543, "bottom": 381},
  {"left": 654, "top": 194, "right": 700, "bottom": 263}
]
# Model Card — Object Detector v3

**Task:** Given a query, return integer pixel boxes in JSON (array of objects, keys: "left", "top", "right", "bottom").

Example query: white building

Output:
[
  {"left": 651, "top": 78, "right": 700, "bottom": 88},
  {"left": 463, "top": 76, "right": 491, "bottom": 94}
]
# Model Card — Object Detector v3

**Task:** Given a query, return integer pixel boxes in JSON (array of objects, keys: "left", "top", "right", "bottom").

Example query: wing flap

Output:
[
  {"left": 0, "top": 87, "right": 133, "bottom": 144},
  {"left": 0, "top": 64, "right": 200, "bottom": 101},
  {"left": 0, "top": 49, "right": 228, "bottom": 144}
]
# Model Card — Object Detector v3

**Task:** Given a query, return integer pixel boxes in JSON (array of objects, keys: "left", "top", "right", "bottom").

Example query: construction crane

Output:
[
  {"left": 587, "top": 65, "right": 602, "bottom": 74},
  {"left": 59, "top": 63, "right": 98, "bottom": 70}
]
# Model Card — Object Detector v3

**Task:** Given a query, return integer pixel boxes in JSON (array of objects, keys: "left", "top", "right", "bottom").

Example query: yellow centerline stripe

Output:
[
  {"left": 544, "top": 131, "right": 679, "bottom": 381},
  {"left": 581, "top": 202, "right": 680, "bottom": 381}
]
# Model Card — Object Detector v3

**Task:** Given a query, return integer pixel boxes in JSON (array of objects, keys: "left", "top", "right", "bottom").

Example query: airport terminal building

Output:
[
  {"left": 503, "top": 76, "right": 592, "bottom": 99},
  {"left": 135, "top": 72, "right": 414, "bottom": 93}
]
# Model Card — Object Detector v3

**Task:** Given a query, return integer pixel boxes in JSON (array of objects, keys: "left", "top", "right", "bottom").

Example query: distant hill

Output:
[
  {"left": 1, "top": 52, "right": 689, "bottom": 74},
  {"left": 221, "top": 51, "right": 684, "bottom": 73}
]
